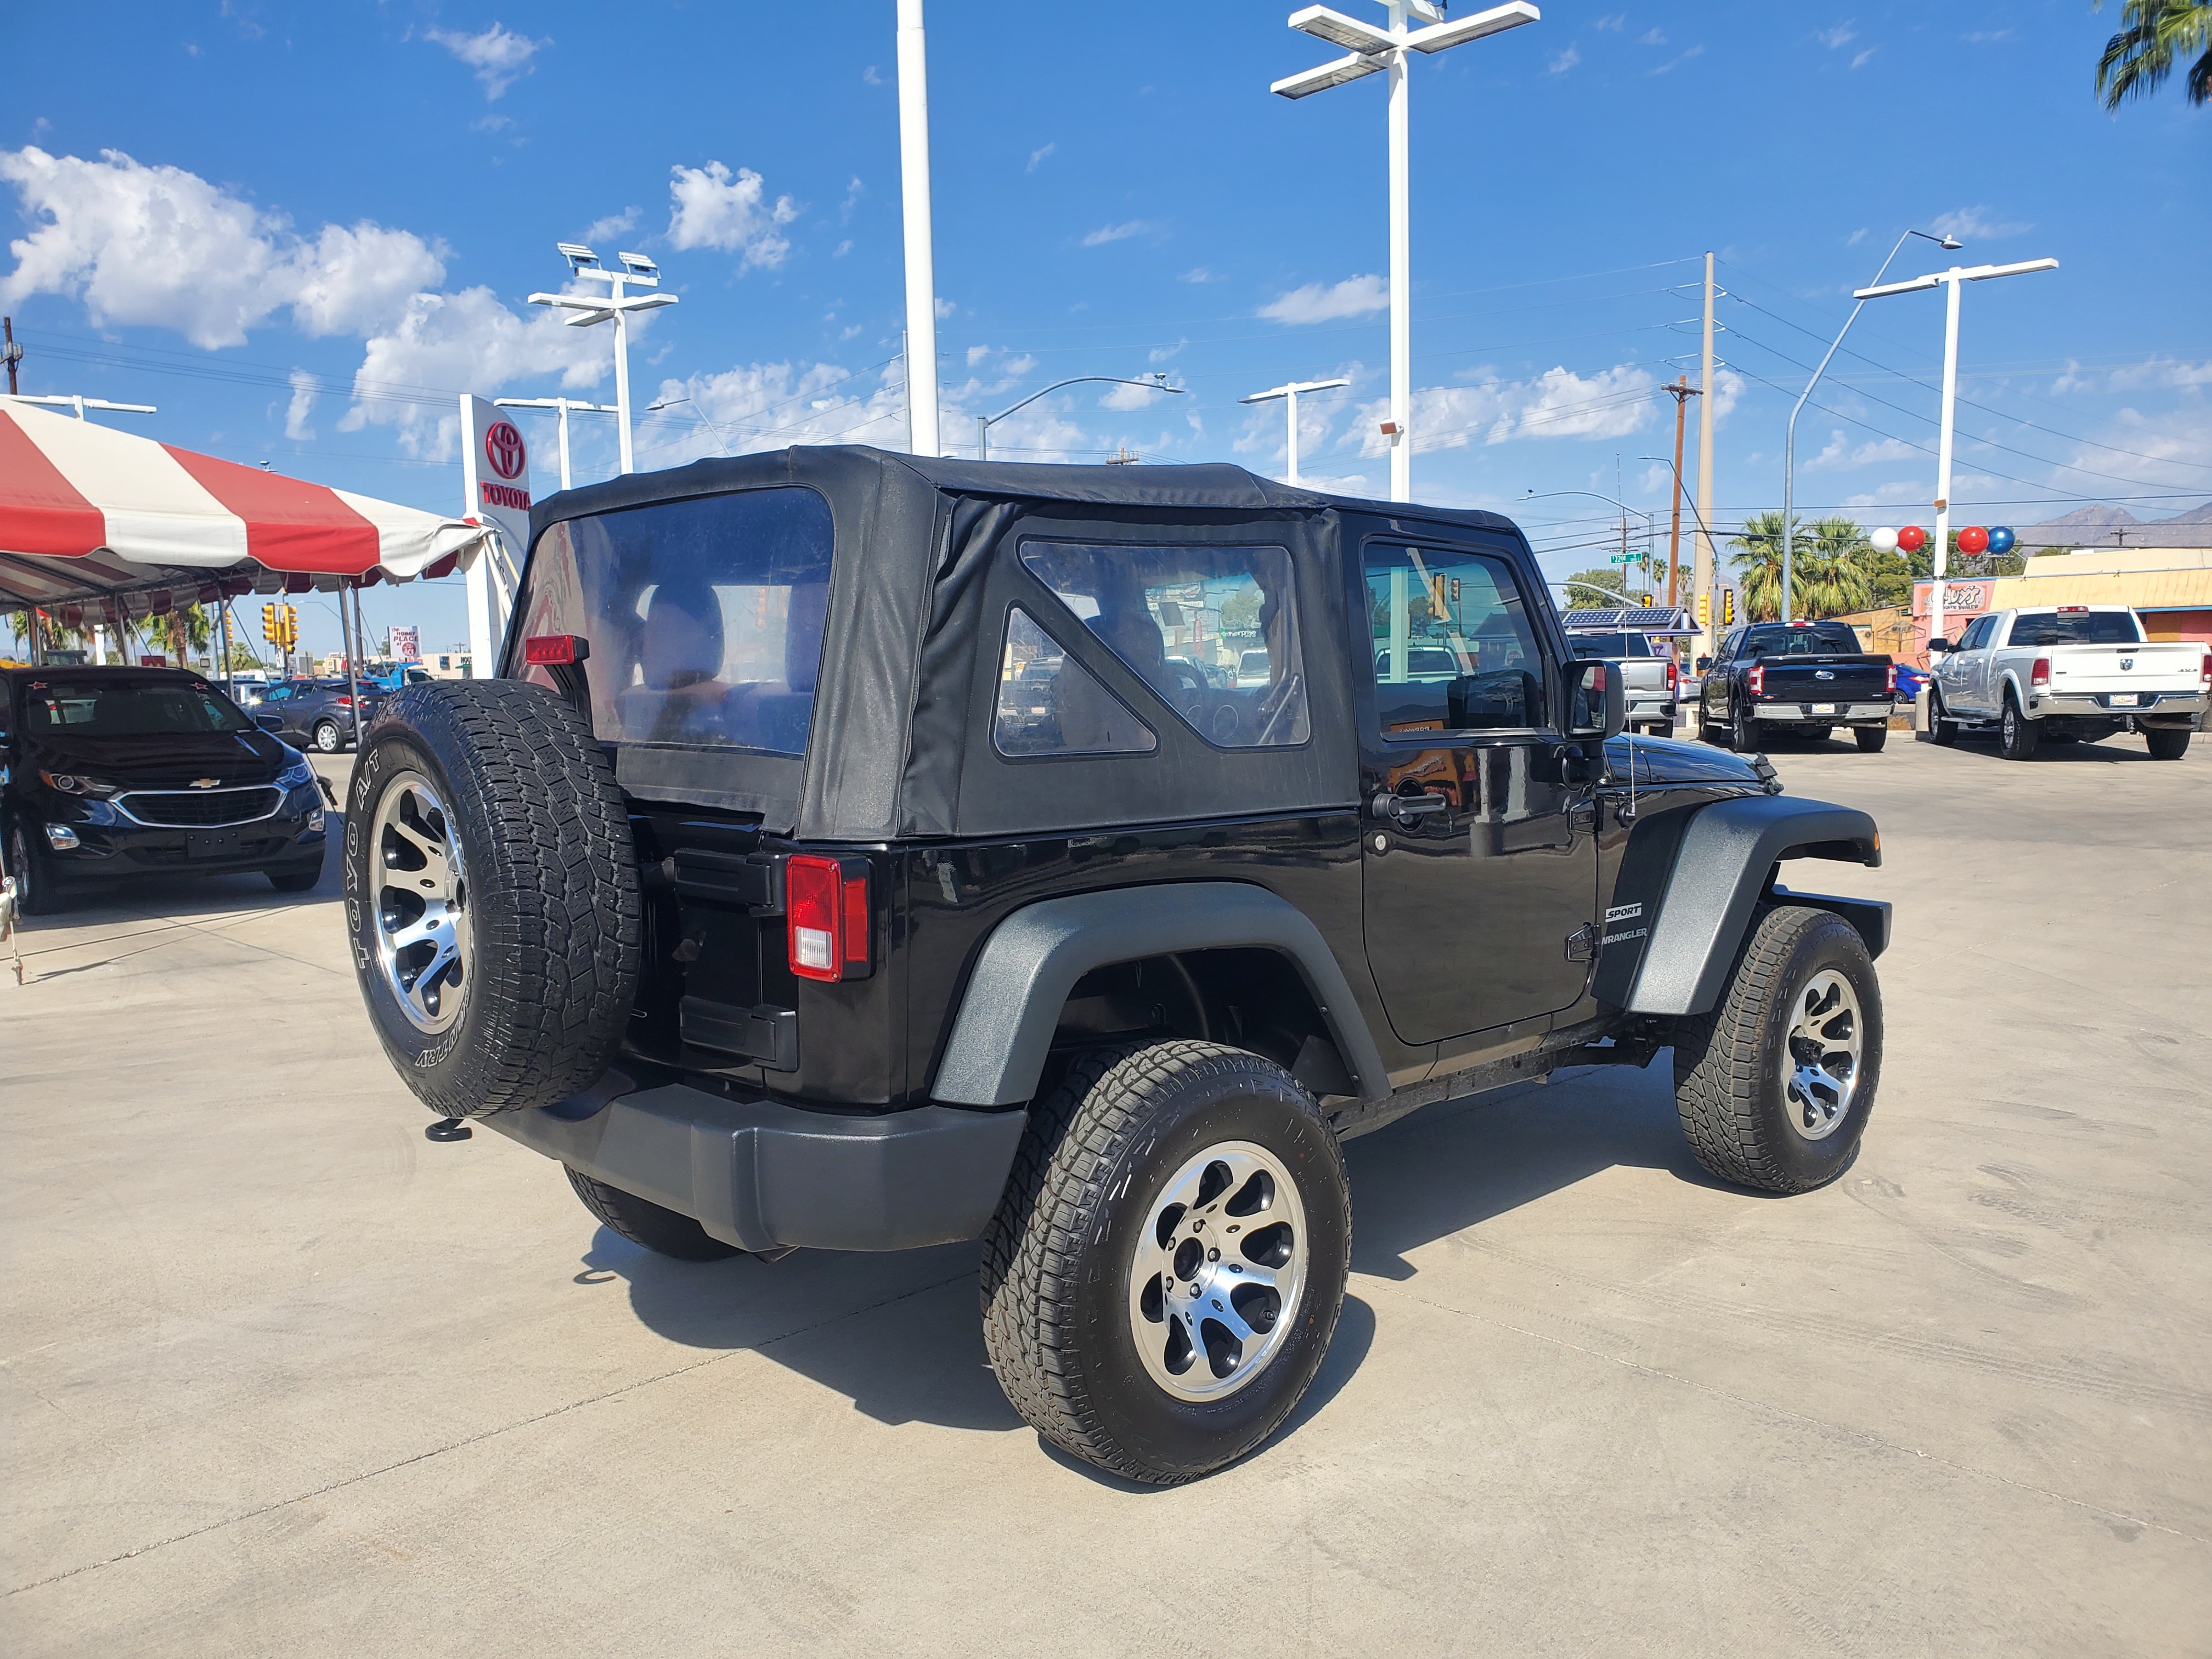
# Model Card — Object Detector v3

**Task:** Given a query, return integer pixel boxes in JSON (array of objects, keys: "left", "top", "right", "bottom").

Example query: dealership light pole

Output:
[
  {"left": 1, "top": 393, "right": 157, "bottom": 420},
  {"left": 494, "top": 396, "right": 621, "bottom": 491},
  {"left": 1854, "top": 255, "right": 2059, "bottom": 649},
  {"left": 1778, "top": 228, "right": 1959, "bottom": 622},
  {"left": 527, "top": 245, "right": 678, "bottom": 475},
  {"left": 975, "top": 375, "right": 1184, "bottom": 461},
  {"left": 1272, "top": 2, "right": 1539, "bottom": 503},
  {"left": 897, "top": 0, "right": 942, "bottom": 458},
  {"left": 1241, "top": 377, "right": 1350, "bottom": 485}
]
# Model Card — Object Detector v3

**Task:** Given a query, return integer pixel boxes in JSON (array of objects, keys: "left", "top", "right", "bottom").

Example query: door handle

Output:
[{"left": 1373, "top": 791, "right": 1447, "bottom": 826}]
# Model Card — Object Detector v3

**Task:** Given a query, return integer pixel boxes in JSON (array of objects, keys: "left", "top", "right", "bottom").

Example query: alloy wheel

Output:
[
  {"left": 369, "top": 771, "right": 470, "bottom": 1033},
  {"left": 1781, "top": 969, "right": 1861, "bottom": 1140},
  {"left": 1126, "top": 1139, "right": 1308, "bottom": 1402}
]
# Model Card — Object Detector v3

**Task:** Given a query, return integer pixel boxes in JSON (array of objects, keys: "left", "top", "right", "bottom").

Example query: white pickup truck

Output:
[{"left": 1928, "top": 605, "right": 2208, "bottom": 760}]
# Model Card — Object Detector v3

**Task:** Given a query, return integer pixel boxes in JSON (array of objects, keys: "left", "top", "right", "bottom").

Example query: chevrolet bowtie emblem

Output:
[{"left": 189, "top": 777, "right": 222, "bottom": 789}]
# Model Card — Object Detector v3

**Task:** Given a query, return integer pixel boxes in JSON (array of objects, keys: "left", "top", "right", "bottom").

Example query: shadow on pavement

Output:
[
  {"left": 569, "top": 1057, "right": 1701, "bottom": 1463},
  {"left": 12, "top": 818, "right": 341, "bottom": 935}
]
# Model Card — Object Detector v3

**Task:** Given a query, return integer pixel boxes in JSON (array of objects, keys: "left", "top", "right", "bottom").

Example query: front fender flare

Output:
[
  {"left": 1624, "top": 795, "right": 1883, "bottom": 1017},
  {"left": 930, "top": 882, "right": 1391, "bottom": 1107}
]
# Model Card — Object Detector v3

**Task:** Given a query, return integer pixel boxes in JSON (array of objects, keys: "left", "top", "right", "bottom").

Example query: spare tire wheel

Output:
[{"left": 345, "top": 681, "right": 640, "bottom": 1119}]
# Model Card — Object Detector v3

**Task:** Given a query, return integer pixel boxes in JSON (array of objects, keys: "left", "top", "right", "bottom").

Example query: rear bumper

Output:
[
  {"left": 2029, "top": 691, "right": 2204, "bottom": 720},
  {"left": 484, "top": 1071, "right": 1029, "bottom": 1254},
  {"left": 1754, "top": 701, "right": 1893, "bottom": 724}
]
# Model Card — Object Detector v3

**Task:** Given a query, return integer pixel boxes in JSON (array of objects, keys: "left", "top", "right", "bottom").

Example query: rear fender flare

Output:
[
  {"left": 1623, "top": 795, "right": 1884, "bottom": 1017},
  {"left": 930, "top": 882, "right": 1391, "bottom": 1107}
]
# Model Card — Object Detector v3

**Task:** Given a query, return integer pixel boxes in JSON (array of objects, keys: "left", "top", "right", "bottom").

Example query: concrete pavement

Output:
[{"left": 3, "top": 736, "right": 2207, "bottom": 1656}]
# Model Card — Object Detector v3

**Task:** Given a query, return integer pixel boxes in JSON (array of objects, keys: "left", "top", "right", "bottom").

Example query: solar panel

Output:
[{"left": 1560, "top": 607, "right": 1695, "bottom": 633}]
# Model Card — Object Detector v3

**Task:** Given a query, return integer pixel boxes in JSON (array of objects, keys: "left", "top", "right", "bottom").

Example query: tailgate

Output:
[
  {"left": 1762, "top": 660, "right": 1889, "bottom": 700},
  {"left": 2045, "top": 645, "right": 2202, "bottom": 692}
]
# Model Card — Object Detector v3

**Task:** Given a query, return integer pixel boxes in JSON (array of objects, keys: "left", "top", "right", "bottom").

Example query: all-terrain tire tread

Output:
[
  {"left": 978, "top": 1040, "right": 1348, "bottom": 1486},
  {"left": 1672, "top": 905, "right": 1852, "bottom": 1194}
]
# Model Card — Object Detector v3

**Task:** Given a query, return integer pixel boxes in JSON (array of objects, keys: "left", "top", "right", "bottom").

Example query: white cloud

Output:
[
  {"left": 425, "top": 22, "right": 548, "bottom": 100},
  {"left": 470, "top": 114, "right": 511, "bottom": 134},
  {"left": 841, "top": 177, "right": 864, "bottom": 220},
  {"left": 284, "top": 369, "right": 316, "bottom": 441},
  {"left": 1809, "top": 428, "right": 1917, "bottom": 469},
  {"left": 340, "top": 286, "right": 621, "bottom": 456},
  {"left": 934, "top": 296, "right": 955, "bottom": 319},
  {"left": 1930, "top": 204, "right": 2030, "bottom": 241},
  {"left": 1180, "top": 266, "right": 1214, "bottom": 284},
  {"left": 833, "top": 239, "right": 853, "bottom": 258},
  {"left": 1099, "top": 378, "right": 1173, "bottom": 411},
  {"left": 1259, "top": 273, "right": 1389, "bottom": 324},
  {"left": 636, "top": 358, "right": 908, "bottom": 465},
  {"left": 1003, "top": 353, "right": 1037, "bottom": 377},
  {"left": 839, "top": 323, "right": 862, "bottom": 340},
  {"left": 2105, "top": 357, "right": 2212, "bottom": 391},
  {"left": 1353, "top": 363, "right": 1661, "bottom": 457},
  {"left": 583, "top": 207, "right": 639, "bottom": 242},
  {"left": 1965, "top": 29, "right": 2015, "bottom": 42},
  {"left": 1816, "top": 22, "right": 1857, "bottom": 49},
  {"left": 1847, "top": 227, "right": 1869, "bottom": 246},
  {"left": 0, "top": 146, "right": 443, "bottom": 349},
  {"left": 1081, "top": 219, "right": 1161, "bottom": 246},
  {"left": 1843, "top": 482, "right": 1928, "bottom": 508},
  {"left": 1648, "top": 44, "right": 1705, "bottom": 75},
  {"left": 1149, "top": 337, "right": 1188, "bottom": 364},
  {"left": 1592, "top": 13, "right": 1626, "bottom": 30},
  {"left": 1027, "top": 143, "right": 1056, "bottom": 174},
  {"left": 666, "top": 160, "right": 799, "bottom": 269},
  {"left": 1640, "top": 27, "right": 1666, "bottom": 45},
  {"left": 1548, "top": 45, "right": 1581, "bottom": 74},
  {"left": 966, "top": 343, "right": 991, "bottom": 367},
  {"left": 1851, "top": 48, "right": 1876, "bottom": 68},
  {"left": 862, "top": 65, "right": 884, "bottom": 86}
]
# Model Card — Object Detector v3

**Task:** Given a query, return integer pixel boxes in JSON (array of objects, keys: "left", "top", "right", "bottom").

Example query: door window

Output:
[
  {"left": 1365, "top": 544, "right": 1545, "bottom": 734},
  {"left": 992, "top": 607, "right": 1157, "bottom": 757}
]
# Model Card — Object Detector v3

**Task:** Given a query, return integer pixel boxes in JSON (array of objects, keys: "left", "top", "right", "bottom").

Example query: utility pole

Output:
[
  {"left": 2, "top": 317, "right": 20, "bottom": 394},
  {"left": 1662, "top": 374, "right": 1700, "bottom": 608},
  {"left": 1692, "top": 252, "right": 1718, "bottom": 653}
]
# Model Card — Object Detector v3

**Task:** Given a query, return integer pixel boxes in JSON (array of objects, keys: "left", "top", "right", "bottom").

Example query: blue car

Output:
[{"left": 1892, "top": 662, "right": 1931, "bottom": 702}]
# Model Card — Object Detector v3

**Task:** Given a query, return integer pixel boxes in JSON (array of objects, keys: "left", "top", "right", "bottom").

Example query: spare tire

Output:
[{"left": 345, "top": 681, "right": 640, "bottom": 1118}]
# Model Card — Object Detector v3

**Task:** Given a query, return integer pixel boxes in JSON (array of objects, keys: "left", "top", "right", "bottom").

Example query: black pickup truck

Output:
[
  {"left": 346, "top": 448, "right": 1891, "bottom": 1485},
  {"left": 1697, "top": 619, "right": 1898, "bottom": 752}
]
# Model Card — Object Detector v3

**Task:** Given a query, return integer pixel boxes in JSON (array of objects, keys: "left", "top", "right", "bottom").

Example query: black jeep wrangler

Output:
[{"left": 346, "top": 448, "right": 1888, "bottom": 1484}]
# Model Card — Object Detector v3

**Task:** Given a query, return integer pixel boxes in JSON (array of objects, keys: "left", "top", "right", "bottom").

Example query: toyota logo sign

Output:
[{"left": 484, "top": 420, "right": 527, "bottom": 481}]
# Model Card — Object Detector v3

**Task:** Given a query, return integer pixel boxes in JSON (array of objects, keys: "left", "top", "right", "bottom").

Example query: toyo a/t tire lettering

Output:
[{"left": 345, "top": 681, "right": 640, "bottom": 1119}]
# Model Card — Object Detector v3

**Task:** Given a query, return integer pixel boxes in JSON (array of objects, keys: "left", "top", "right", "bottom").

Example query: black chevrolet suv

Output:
[
  {"left": 2, "top": 665, "right": 327, "bottom": 914},
  {"left": 347, "top": 449, "right": 1889, "bottom": 1484}
]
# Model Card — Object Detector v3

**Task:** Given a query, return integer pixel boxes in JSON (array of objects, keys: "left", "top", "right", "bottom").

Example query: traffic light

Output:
[
  {"left": 261, "top": 603, "right": 278, "bottom": 644},
  {"left": 282, "top": 605, "right": 299, "bottom": 648},
  {"left": 1697, "top": 594, "right": 1710, "bottom": 628},
  {"left": 1722, "top": 590, "right": 1736, "bottom": 625}
]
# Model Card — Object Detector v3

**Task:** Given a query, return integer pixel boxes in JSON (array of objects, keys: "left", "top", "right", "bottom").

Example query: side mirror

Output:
[
  {"left": 1695, "top": 655, "right": 1712, "bottom": 673},
  {"left": 1565, "top": 659, "right": 1626, "bottom": 741},
  {"left": 1927, "top": 637, "right": 1951, "bottom": 654}
]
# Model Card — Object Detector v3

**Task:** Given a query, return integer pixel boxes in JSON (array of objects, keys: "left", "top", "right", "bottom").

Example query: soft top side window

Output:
[
  {"left": 1365, "top": 543, "right": 1547, "bottom": 736},
  {"left": 992, "top": 606, "right": 1157, "bottom": 759},
  {"left": 1018, "top": 540, "right": 1311, "bottom": 751}
]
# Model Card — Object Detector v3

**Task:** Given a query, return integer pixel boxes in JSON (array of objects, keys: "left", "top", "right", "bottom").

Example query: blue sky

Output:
[{"left": 7, "top": 1, "right": 2207, "bottom": 661}]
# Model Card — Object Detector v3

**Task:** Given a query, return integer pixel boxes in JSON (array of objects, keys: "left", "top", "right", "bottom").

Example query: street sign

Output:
[{"left": 1607, "top": 554, "right": 1639, "bottom": 563}]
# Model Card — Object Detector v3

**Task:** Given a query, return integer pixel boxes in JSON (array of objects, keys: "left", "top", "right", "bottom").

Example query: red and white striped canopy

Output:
[{"left": 0, "top": 400, "right": 494, "bottom": 615}]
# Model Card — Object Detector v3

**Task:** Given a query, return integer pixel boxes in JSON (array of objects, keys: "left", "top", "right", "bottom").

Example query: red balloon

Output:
[
  {"left": 1897, "top": 524, "right": 1927, "bottom": 553},
  {"left": 1957, "top": 525, "right": 1990, "bottom": 555}
]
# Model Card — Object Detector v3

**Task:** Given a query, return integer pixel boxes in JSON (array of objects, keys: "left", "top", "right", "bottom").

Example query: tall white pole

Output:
[
  {"left": 556, "top": 402, "right": 574, "bottom": 491},
  {"left": 1694, "top": 251, "right": 1717, "bottom": 646},
  {"left": 1386, "top": 2, "right": 1412, "bottom": 503},
  {"left": 611, "top": 276, "right": 635, "bottom": 475},
  {"left": 897, "top": 0, "right": 941, "bottom": 458},
  {"left": 1930, "top": 270, "right": 1962, "bottom": 652},
  {"left": 1285, "top": 387, "right": 1301, "bottom": 486}
]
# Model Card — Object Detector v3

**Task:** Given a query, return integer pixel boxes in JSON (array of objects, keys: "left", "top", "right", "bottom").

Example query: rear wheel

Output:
[
  {"left": 1854, "top": 726, "right": 1888, "bottom": 752},
  {"left": 1999, "top": 697, "right": 2041, "bottom": 761},
  {"left": 566, "top": 1167, "right": 742, "bottom": 1261},
  {"left": 981, "top": 1041, "right": 1351, "bottom": 1485},
  {"left": 1731, "top": 712, "right": 1764, "bottom": 752},
  {"left": 1674, "top": 906, "right": 1881, "bottom": 1194},
  {"left": 2146, "top": 727, "right": 2191, "bottom": 761},
  {"left": 312, "top": 719, "right": 343, "bottom": 753}
]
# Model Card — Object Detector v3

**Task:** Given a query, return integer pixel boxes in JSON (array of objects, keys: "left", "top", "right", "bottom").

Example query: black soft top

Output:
[{"left": 526, "top": 445, "right": 1529, "bottom": 840}]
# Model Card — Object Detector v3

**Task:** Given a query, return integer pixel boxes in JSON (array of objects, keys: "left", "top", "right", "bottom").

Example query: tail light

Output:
[
  {"left": 1748, "top": 663, "right": 1764, "bottom": 697},
  {"left": 1664, "top": 658, "right": 1678, "bottom": 695},
  {"left": 336, "top": 695, "right": 353, "bottom": 709},
  {"left": 786, "top": 855, "right": 871, "bottom": 982},
  {"left": 1885, "top": 663, "right": 1897, "bottom": 694},
  {"left": 2031, "top": 657, "right": 2051, "bottom": 690},
  {"left": 2200, "top": 652, "right": 2210, "bottom": 689}
]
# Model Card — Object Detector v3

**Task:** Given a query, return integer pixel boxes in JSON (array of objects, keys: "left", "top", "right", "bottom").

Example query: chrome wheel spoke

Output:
[
  {"left": 371, "top": 772, "right": 470, "bottom": 1035},
  {"left": 1778, "top": 968, "right": 1861, "bottom": 1141}
]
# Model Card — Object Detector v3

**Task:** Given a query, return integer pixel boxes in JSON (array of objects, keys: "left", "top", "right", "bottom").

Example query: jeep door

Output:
[{"left": 1355, "top": 536, "right": 1596, "bottom": 1045}]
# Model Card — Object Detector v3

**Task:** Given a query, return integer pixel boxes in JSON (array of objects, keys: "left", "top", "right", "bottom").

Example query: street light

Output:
[
  {"left": 1523, "top": 487, "right": 1655, "bottom": 597},
  {"left": 1778, "top": 228, "right": 1960, "bottom": 623},
  {"left": 1854, "top": 255, "right": 2059, "bottom": 648},
  {"left": 2, "top": 393, "right": 157, "bottom": 419},
  {"left": 527, "top": 244, "right": 678, "bottom": 475},
  {"left": 494, "top": 396, "right": 621, "bottom": 491},
  {"left": 1639, "top": 453, "right": 1724, "bottom": 630},
  {"left": 645, "top": 394, "right": 736, "bottom": 461},
  {"left": 897, "top": 0, "right": 942, "bottom": 458},
  {"left": 1272, "top": 1, "right": 1540, "bottom": 503},
  {"left": 1241, "top": 377, "right": 1350, "bottom": 485},
  {"left": 976, "top": 375, "right": 1185, "bottom": 461}
]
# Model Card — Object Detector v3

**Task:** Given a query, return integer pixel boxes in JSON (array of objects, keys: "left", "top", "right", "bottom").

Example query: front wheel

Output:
[
  {"left": 1855, "top": 726, "right": 1888, "bottom": 753},
  {"left": 7, "top": 822, "right": 63, "bottom": 917},
  {"left": 1927, "top": 689, "right": 1959, "bottom": 746},
  {"left": 1999, "top": 698, "right": 2041, "bottom": 761},
  {"left": 980, "top": 1041, "right": 1352, "bottom": 1485},
  {"left": 1674, "top": 906, "right": 1882, "bottom": 1194},
  {"left": 2146, "top": 727, "right": 2191, "bottom": 761}
]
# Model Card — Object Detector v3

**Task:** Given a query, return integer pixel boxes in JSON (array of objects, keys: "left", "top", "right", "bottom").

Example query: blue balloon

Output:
[{"left": 1987, "top": 525, "right": 2016, "bottom": 555}]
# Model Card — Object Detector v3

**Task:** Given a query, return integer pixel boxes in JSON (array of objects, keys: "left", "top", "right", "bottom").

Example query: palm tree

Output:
[
  {"left": 149, "top": 603, "right": 213, "bottom": 668},
  {"left": 1795, "top": 517, "right": 1876, "bottom": 619},
  {"left": 2095, "top": 1, "right": 2211, "bottom": 107},
  {"left": 1727, "top": 511, "right": 1792, "bottom": 621}
]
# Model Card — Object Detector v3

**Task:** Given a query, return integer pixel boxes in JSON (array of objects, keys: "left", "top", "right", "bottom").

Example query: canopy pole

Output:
[{"left": 343, "top": 582, "right": 364, "bottom": 760}]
